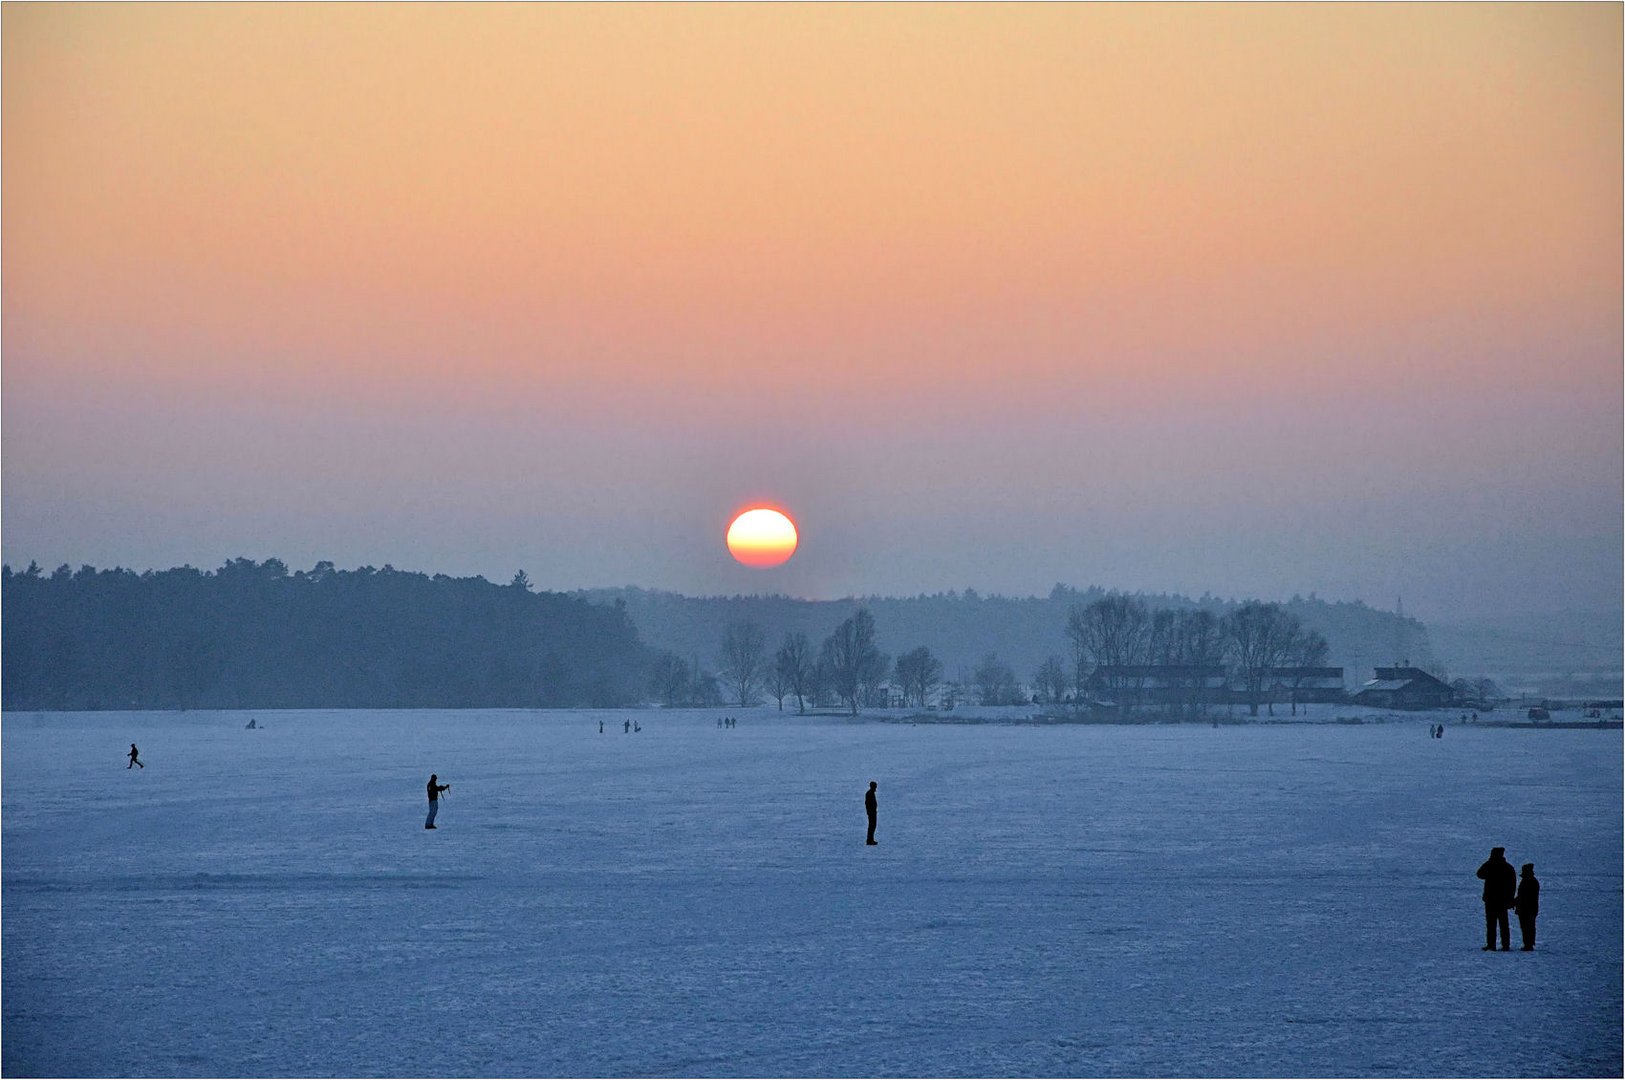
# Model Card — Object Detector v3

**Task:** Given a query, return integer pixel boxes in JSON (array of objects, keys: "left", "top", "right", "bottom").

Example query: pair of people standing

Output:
[{"left": 1477, "top": 846, "right": 1539, "bottom": 950}]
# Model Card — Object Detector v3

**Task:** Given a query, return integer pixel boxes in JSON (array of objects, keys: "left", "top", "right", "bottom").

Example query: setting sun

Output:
[{"left": 726, "top": 508, "right": 798, "bottom": 569}]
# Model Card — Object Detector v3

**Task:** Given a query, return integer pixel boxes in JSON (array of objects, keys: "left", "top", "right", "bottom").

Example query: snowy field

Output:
[{"left": 4, "top": 709, "right": 1620, "bottom": 1078}]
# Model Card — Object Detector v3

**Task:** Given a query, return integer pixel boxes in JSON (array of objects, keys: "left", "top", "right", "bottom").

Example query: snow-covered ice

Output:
[{"left": 3, "top": 710, "right": 1620, "bottom": 1077}]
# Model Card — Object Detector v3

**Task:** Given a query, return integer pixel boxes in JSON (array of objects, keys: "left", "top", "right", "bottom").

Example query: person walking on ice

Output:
[
  {"left": 865, "top": 780, "right": 878, "bottom": 845},
  {"left": 127, "top": 743, "right": 143, "bottom": 769},
  {"left": 1477, "top": 846, "right": 1516, "bottom": 950},
  {"left": 425, "top": 774, "right": 451, "bottom": 829},
  {"left": 1515, "top": 863, "right": 1540, "bottom": 950}
]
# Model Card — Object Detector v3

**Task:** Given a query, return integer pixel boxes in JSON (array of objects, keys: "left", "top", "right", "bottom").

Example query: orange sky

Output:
[{"left": 3, "top": 4, "right": 1620, "bottom": 615}]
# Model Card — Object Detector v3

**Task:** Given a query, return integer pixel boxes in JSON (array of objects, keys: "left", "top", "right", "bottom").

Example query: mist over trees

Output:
[
  {"left": 581, "top": 584, "right": 1438, "bottom": 698},
  {"left": 3, "top": 559, "right": 651, "bottom": 710},
  {"left": 6, "top": 560, "right": 1474, "bottom": 712}
]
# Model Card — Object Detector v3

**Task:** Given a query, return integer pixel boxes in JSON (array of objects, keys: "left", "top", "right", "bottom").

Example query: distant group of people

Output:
[
  {"left": 1429, "top": 723, "right": 1445, "bottom": 739},
  {"left": 1477, "top": 847, "right": 1539, "bottom": 951},
  {"left": 717, "top": 716, "right": 739, "bottom": 729}
]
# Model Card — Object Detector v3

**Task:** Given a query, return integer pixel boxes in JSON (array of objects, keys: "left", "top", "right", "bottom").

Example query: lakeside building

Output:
[{"left": 1352, "top": 666, "right": 1455, "bottom": 710}]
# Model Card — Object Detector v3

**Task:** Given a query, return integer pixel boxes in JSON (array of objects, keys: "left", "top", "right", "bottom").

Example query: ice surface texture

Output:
[{"left": 3, "top": 710, "right": 1620, "bottom": 1077}]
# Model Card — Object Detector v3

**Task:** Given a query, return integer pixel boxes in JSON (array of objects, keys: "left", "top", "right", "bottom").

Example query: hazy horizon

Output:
[{"left": 4, "top": 5, "right": 1620, "bottom": 625}]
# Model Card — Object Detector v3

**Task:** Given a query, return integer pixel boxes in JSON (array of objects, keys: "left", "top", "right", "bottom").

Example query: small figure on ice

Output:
[
  {"left": 1477, "top": 846, "right": 1516, "bottom": 951},
  {"left": 865, "top": 780, "right": 878, "bottom": 845},
  {"left": 624, "top": 719, "right": 631, "bottom": 734},
  {"left": 599, "top": 720, "right": 604, "bottom": 733},
  {"left": 425, "top": 773, "right": 451, "bottom": 829},
  {"left": 127, "top": 743, "right": 143, "bottom": 769},
  {"left": 1515, "top": 863, "right": 1540, "bottom": 951},
  {"left": 246, "top": 718, "right": 257, "bottom": 729}
]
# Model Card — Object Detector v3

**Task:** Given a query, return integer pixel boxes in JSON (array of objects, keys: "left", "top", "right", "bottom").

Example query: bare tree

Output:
[
  {"left": 1034, "top": 655, "right": 1070, "bottom": 704},
  {"left": 649, "top": 651, "right": 690, "bottom": 707},
  {"left": 862, "top": 651, "right": 892, "bottom": 709},
  {"left": 766, "top": 652, "right": 792, "bottom": 711},
  {"left": 718, "top": 620, "right": 767, "bottom": 707},
  {"left": 973, "top": 653, "right": 1019, "bottom": 706},
  {"left": 1281, "top": 628, "right": 1330, "bottom": 716},
  {"left": 773, "top": 632, "right": 814, "bottom": 713},
  {"left": 1066, "top": 595, "right": 1151, "bottom": 703},
  {"left": 894, "top": 646, "right": 943, "bottom": 708},
  {"left": 823, "top": 608, "right": 885, "bottom": 715},
  {"left": 1223, "top": 602, "right": 1300, "bottom": 717}
]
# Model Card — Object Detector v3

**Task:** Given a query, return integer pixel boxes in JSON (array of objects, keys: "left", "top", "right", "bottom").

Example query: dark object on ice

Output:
[
  {"left": 634, "top": 721, "right": 641, "bottom": 732},
  {"left": 246, "top": 718, "right": 256, "bottom": 729},
  {"left": 425, "top": 774, "right": 450, "bottom": 829},
  {"left": 865, "top": 781, "right": 878, "bottom": 845},
  {"left": 1515, "top": 864, "right": 1540, "bottom": 950},
  {"left": 1478, "top": 847, "right": 1516, "bottom": 950},
  {"left": 599, "top": 720, "right": 604, "bottom": 733},
  {"left": 127, "top": 743, "right": 143, "bottom": 769},
  {"left": 1527, "top": 707, "right": 1550, "bottom": 722},
  {"left": 624, "top": 719, "right": 631, "bottom": 733}
]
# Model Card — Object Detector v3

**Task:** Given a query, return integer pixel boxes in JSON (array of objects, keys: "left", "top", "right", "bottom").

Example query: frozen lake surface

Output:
[{"left": 4, "top": 709, "right": 1620, "bottom": 1077}]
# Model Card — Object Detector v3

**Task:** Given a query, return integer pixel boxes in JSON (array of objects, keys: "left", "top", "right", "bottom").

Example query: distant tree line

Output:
[
  {"left": 580, "top": 584, "right": 1440, "bottom": 699},
  {"left": 1060, "top": 594, "right": 1329, "bottom": 716},
  {"left": 3, "top": 559, "right": 650, "bottom": 710}
]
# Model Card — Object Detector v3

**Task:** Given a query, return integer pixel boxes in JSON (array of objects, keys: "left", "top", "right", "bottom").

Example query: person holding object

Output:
[
  {"left": 425, "top": 773, "right": 451, "bottom": 829},
  {"left": 1515, "top": 863, "right": 1540, "bottom": 951},
  {"left": 1476, "top": 846, "right": 1516, "bottom": 950}
]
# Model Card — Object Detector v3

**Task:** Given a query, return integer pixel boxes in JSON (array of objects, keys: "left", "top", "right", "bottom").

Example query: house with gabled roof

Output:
[{"left": 1352, "top": 666, "right": 1454, "bottom": 710}]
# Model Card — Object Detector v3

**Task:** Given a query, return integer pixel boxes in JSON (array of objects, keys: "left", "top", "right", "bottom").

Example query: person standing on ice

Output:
[
  {"left": 864, "top": 781, "right": 878, "bottom": 845},
  {"left": 127, "top": 743, "right": 143, "bottom": 769},
  {"left": 425, "top": 774, "right": 450, "bottom": 829},
  {"left": 1514, "top": 863, "right": 1540, "bottom": 950},
  {"left": 1477, "top": 846, "right": 1517, "bottom": 950}
]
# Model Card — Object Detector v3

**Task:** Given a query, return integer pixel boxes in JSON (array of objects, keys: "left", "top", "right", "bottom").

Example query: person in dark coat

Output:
[
  {"left": 425, "top": 774, "right": 450, "bottom": 829},
  {"left": 864, "top": 781, "right": 878, "bottom": 845},
  {"left": 127, "top": 743, "right": 143, "bottom": 769},
  {"left": 1477, "top": 846, "right": 1517, "bottom": 950},
  {"left": 1515, "top": 863, "right": 1540, "bottom": 950}
]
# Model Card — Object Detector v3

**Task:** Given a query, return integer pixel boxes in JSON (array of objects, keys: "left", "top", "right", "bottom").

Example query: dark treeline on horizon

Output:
[
  {"left": 3, "top": 557, "right": 1443, "bottom": 712},
  {"left": 3, "top": 559, "right": 649, "bottom": 710}
]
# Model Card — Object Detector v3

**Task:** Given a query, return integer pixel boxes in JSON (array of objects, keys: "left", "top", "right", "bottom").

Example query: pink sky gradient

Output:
[{"left": 4, "top": 4, "right": 1619, "bottom": 618}]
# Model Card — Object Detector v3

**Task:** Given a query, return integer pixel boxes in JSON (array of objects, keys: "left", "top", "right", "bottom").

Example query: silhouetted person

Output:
[
  {"left": 624, "top": 719, "right": 631, "bottom": 734},
  {"left": 599, "top": 720, "right": 604, "bottom": 733},
  {"left": 425, "top": 774, "right": 450, "bottom": 829},
  {"left": 1515, "top": 863, "right": 1540, "bottom": 950},
  {"left": 634, "top": 721, "right": 641, "bottom": 733},
  {"left": 865, "top": 781, "right": 878, "bottom": 845},
  {"left": 246, "top": 718, "right": 256, "bottom": 729},
  {"left": 1477, "top": 846, "right": 1516, "bottom": 950},
  {"left": 1437, "top": 724, "right": 1444, "bottom": 739},
  {"left": 127, "top": 743, "right": 143, "bottom": 769}
]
